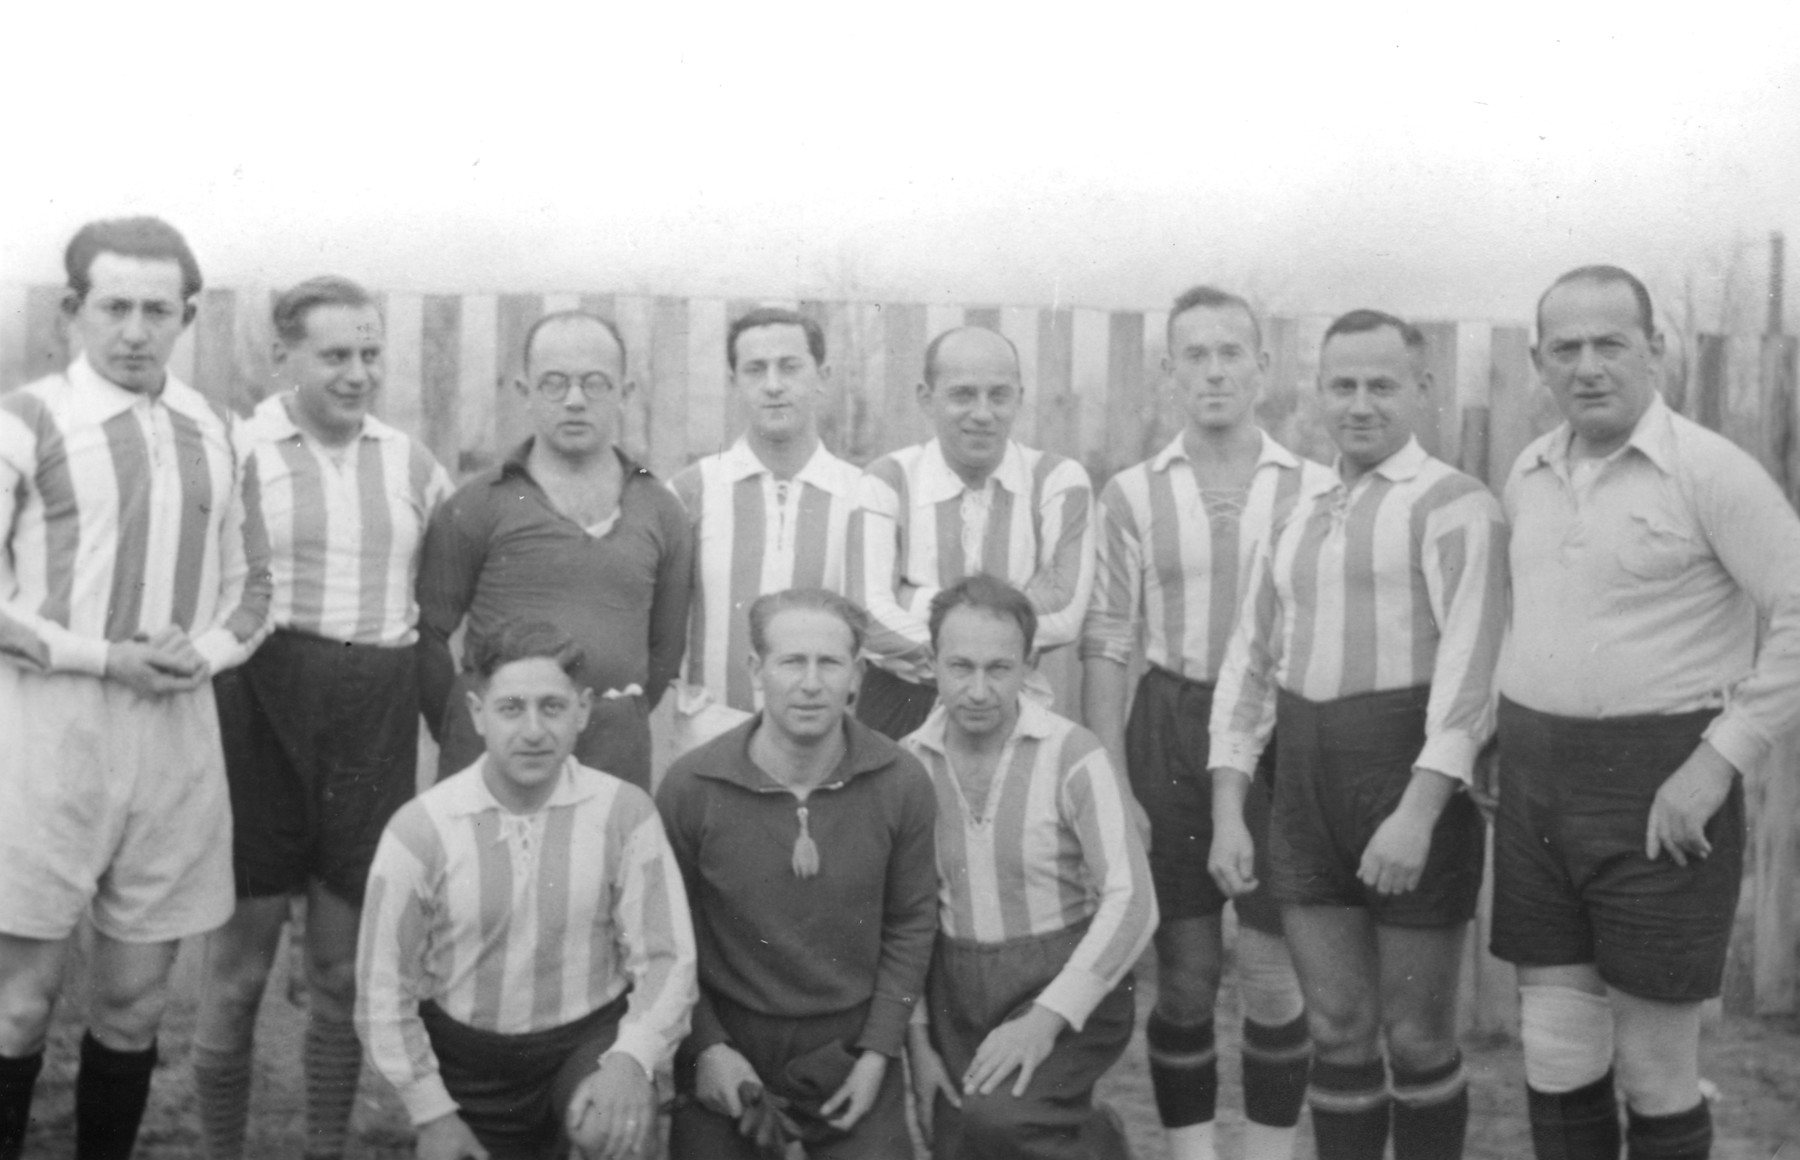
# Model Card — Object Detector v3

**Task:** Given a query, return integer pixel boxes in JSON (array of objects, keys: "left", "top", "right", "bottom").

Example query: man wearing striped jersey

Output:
[
  {"left": 848, "top": 326, "right": 1096, "bottom": 739},
  {"left": 1209, "top": 311, "right": 1507, "bottom": 1160},
  {"left": 0, "top": 217, "right": 272, "bottom": 1160},
  {"left": 668, "top": 308, "right": 861, "bottom": 756},
  {"left": 419, "top": 311, "right": 694, "bottom": 791},
  {"left": 659, "top": 590, "right": 936, "bottom": 1159},
  {"left": 357, "top": 621, "right": 697, "bottom": 1160},
  {"left": 904, "top": 576, "right": 1156, "bottom": 1160},
  {"left": 1083, "top": 286, "right": 1326, "bottom": 1160},
  {"left": 191, "top": 277, "right": 453, "bottom": 1160}
]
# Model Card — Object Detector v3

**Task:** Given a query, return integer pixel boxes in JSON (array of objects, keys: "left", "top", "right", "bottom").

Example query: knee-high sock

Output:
[
  {"left": 192, "top": 1039, "right": 254, "bottom": 1160},
  {"left": 1242, "top": 1013, "right": 1310, "bottom": 1159},
  {"left": 303, "top": 1011, "right": 363, "bottom": 1160},
  {"left": 0, "top": 1050, "right": 43, "bottom": 1160},
  {"left": 1392, "top": 1052, "right": 1470, "bottom": 1160},
  {"left": 75, "top": 1032, "right": 158, "bottom": 1160},
  {"left": 1625, "top": 1100, "right": 1711, "bottom": 1160},
  {"left": 1308, "top": 1057, "right": 1390, "bottom": 1160},
  {"left": 1527, "top": 1071, "right": 1621, "bottom": 1160},
  {"left": 1146, "top": 1014, "right": 1219, "bottom": 1159}
]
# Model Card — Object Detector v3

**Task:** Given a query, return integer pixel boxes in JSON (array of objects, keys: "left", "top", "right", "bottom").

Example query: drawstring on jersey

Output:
[{"left": 792, "top": 806, "right": 820, "bottom": 878}]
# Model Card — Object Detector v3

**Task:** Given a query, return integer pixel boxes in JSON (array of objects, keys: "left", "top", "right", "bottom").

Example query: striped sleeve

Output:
[
  {"left": 848, "top": 461, "right": 933, "bottom": 664},
  {"left": 604, "top": 797, "right": 699, "bottom": 1077},
  {"left": 1021, "top": 456, "right": 1095, "bottom": 651},
  {"left": 0, "top": 413, "right": 64, "bottom": 673},
  {"left": 1208, "top": 529, "right": 1284, "bottom": 776},
  {"left": 1079, "top": 475, "right": 1141, "bottom": 665},
  {"left": 1035, "top": 732, "right": 1157, "bottom": 1030},
  {"left": 355, "top": 804, "right": 457, "bottom": 1126},
  {"left": 193, "top": 424, "right": 273, "bottom": 674},
  {"left": 1414, "top": 484, "right": 1508, "bottom": 784}
]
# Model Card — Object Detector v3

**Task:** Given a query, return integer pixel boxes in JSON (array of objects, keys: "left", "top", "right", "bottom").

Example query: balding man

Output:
[
  {"left": 848, "top": 326, "right": 1095, "bottom": 740},
  {"left": 1493, "top": 266, "right": 1800, "bottom": 1160},
  {"left": 418, "top": 312, "right": 694, "bottom": 790}
]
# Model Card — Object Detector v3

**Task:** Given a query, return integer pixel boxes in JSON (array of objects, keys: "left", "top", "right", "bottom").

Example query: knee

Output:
[
  {"left": 1304, "top": 996, "right": 1378, "bottom": 1061},
  {"left": 1382, "top": 1011, "right": 1458, "bottom": 1074},
  {"left": 205, "top": 955, "right": 276, "bottom": 1021},
  {"left": 1519, "top": 984, "right": 1614, "bottom": 1094},
  {"left": 89, "top": 975, "right": 169, "bottom": 1048},
  {"left": 0, "top": 990, "right": 58, "bottom": 1055},
  {"left": 1154, "top": 959, "right": 1221, "bottom": 1025},
  {"left": 306, "top": 950, "right": 358, "bottom": 1017}
]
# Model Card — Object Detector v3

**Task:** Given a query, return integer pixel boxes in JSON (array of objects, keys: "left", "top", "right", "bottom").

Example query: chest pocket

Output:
[{"left": 1618, "top": 510, "right": 1702, "bottom": 582}]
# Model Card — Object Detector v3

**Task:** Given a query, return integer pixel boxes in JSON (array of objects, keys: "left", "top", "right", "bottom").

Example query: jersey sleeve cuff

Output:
[
  {"left": 400, "top": 1077, "right": 459, "bottom": 1128},
  {"left": 48, "top": 633, "right": 109, "bottom": 677},
  {"left": 192, "top": 626, "right": 247, "bottom": 675},
  {"left": 1414, "top": 732, "right": 1477, "bottom": 786},
  {"left": 1702, "top": 716, "right": 1764, "bottom": 777},
  {"left": 606, "top": 1028, "right": 669, "bottom": 1080},
  {"left": 1034, "top": 966, "right": 1109, "bottom": 1033},
  {"left": 1207, "top": 733, "right": 1263, "bottom": 779}
]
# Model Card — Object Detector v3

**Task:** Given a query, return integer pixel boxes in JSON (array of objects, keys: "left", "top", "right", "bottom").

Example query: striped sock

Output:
[
  {"left": 1146, "top": 1014, "right": 1219, "bottom": 1141},
  {"left": 1392, "top": 1052, "right": 1469, "bottom": 1159},
  {"left": 1242, "top": 1014, "right": 1310, "bottom": 1159},
  {"left": 0, "top": 1050, "right": 43, "bottom": 1160},
  {"left": 193, "top": 1040, "right": 254, "bottom": 1160},
  {"left": 1308, "top": 1057, "right": 1390, "bottom": 1160},
  {"left": 1527, "top": 1072, "right": 1620, "bottom": 1160},
  {"left": 303, "top": 1013, "right": 363, "bottom": 1160},
  {"left": 75, "top": 1032, "right": 157, "bottom": 1160},
  {"left": 1625, "top": 1099, "right": 1711, "bottom": 1160}
]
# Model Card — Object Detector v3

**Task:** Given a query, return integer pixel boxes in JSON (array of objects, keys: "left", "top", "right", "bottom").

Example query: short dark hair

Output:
[
  {"left": 728, "top": 308, "right": 826, "bottom": 371},
  {"left": 1168, "top": 284, "right": 1262, "bottom": 350},
  {"left": 1321, "top": 308, "right": 1427, "bottom": 354},
  {"left": 523, "top": 310, "right": 628, "bottom": 374},
  {"left": 64, "top": 216, "right": 203, "bottom": 305},
  {"left": 1535, "top": 264, "right": 1656, "bottom": 341},
  {"left": 928, "top": 574, "right": 1037, "bottom": 655},
  {"left": 272, "top": 276, "right": 377, "bottom": 345},
  {"left": 469, "top": 620, "right": 585, "bottom": 684},
  {"left": 748, "top": 588, "right": 868, "bottom": 657},
  {"left": 922, "top": 325, "right": 1021, "bottom": 387}
]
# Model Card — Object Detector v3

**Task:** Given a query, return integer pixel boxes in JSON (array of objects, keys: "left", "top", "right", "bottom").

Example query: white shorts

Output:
[{"left": 0, "top": 664, "right": 235, "bottom": 942}]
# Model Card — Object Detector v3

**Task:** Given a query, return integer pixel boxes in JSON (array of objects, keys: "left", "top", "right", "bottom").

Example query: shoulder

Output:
[
  {"left": 863, "top": 450, "right": 911, "bottom": 492},
  {"left": 572, "top": 763, "right": 661, "bottom": 830},
  {"left": 1415, "top": 459, "right": 1503, "bottom": 523},
  {"left": 1021, "top": 444, "right": 1090, "bottom": 491},
  {"left": 1665, "top": 410, "right": 1772, "bottom": 483},
  {"left": 378, "top": 788, "right": 452, "bottom": 871}
]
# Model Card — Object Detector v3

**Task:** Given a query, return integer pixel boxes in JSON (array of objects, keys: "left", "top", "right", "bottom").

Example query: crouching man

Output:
[
  {"left": 658, "top": 588, "right": 938, "bottom": 1158},
  {"left": 356, "top": 621, "right": 697, "bottom": 1160},
  {"left": 903, "top": 576, "right": 1157, "bottom": 1160}
]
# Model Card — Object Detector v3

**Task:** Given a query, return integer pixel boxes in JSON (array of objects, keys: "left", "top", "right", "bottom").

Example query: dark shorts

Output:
[
  {"left": 1126, "top": 666, "right": 1281, "bottom": 932},
  {"left": 669, "top": 994, "right": 911, "bottom": 1160},
  {"left": 437, "top": 671, "right": 651, "bottom": 791},
  {"left": 421, "top": 993, "right": 627, "bottom": 1160},
  {"left": 1489, "top": 698, "right": 1741, "bottom": 1003},
  {"left": 215, "top": 631, "right": 420, "bottom": 906},
  {"left": 1270, "top": 686, "right": 1484, "bottom": 927},
  {"left": 855, "top": 664, "right": 938, "bottom": 742}
]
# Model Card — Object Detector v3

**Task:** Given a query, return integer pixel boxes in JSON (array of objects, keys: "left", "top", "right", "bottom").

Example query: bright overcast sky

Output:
[{"left": 4, "top": 4, "right": 1797, "bottom": 326}]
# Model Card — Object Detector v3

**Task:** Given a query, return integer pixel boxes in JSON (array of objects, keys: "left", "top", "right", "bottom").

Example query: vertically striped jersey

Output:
[
  {"left": 0, "top": 356, "right": 271, "bottom": 675},
  {"left": 902, "top": 700, "right": 1156, "bottom": 1030},
  {"left": 1082, "top": 431, "right": 1331, "bottom": 681},
  {"left": 239, "top": 396, "right": 452, "bottom": 646},
  {"left": 356, "top": 759, "right": 698, "bottom": 1127},
  {"left": 1210, "top": 438, "right": 1508, "bottom": 784},
  {"left": 849, "top": 439, "right": 1094, "bottom": 683},
  {"left": 669, "top": 439, "right": 860, "bottom": 713}
]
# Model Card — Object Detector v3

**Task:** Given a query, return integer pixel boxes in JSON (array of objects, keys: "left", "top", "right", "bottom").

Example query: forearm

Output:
[
  {"left": 1393, "top": 766, "right": 1459, "bottom": 827},
  {"left": 1080, "top": 657, "right": 1130, "bottom": 761}
]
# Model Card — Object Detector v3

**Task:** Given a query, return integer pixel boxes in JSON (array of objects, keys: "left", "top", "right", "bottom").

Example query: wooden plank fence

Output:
[{"left": 4, "top": 283, "right": 1797, "bottom": 1033}]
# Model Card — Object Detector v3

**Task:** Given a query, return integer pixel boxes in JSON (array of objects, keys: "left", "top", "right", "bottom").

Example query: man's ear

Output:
[
  {"left": 60, "top": 290, "right": 81, "bottom": 318},
  {"left": 916, "top": 380, "right": 933, "bottom": 411},
  {"left": 621, "top": 378, "right": 638, "bottom": 402},
  {"left": 466, "top": 688, "right": 487, "bottom": 738},
  {"left": 182, "top": 300, "right": 199, "bottom": 327},
  {"left": 574, "top": 685, "right": 594, "bottom": 731}
]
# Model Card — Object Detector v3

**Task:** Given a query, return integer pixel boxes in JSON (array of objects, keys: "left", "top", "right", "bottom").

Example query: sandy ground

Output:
[{"left": 17, "top": 927, "right": 1799, "bottom": 1158}]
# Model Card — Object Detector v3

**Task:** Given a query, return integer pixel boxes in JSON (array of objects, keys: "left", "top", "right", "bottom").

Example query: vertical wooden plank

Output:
[
  {"left": 1483, "top": 326, "right": 1551, "bottom": 492},
  {"left": 192, "top": 288, "right": 238, "bottom": 411},
  {"left": 1262, "top": 315, "right": 1333, "bottom": 463},
  {"left": 1142, "top": 310, "right": 1178, "bottom": 458},
  {"left": 1000, "top": 307, "right": 1040, "bottom": 450},
  {"left": 1721, "top": 333, "right": 1766, "bottom": 468},
  {"left": 0, "top": 284, "right": 27, "bottom": 392},
  {"left": 614, "top": 296, "right": 655, "bottom": 463},
  {"left": 1035, "top": 309, "right": 1076, "bottom": 460},
  {"left": 542, "top": 293, "right": 580, "bottom": 314},
  {"left": 580, "top": 294, "right": 617, "bottom": 321},
  {"left": 494, "top": 294, "right": 544, "bottom": 464},
  {"left": 647, "top": 296, "right": 689, "bottom": 479},
  {"left": 1103, "top": 311, "right": 1148, "bottom": 487},
  {"left": 420, "top": 295, "right": 462, "bottom": 474},
  {"left": 23, "top": 286, "right": 69, "bottom": 383},
  {"left": 1753, "top": 731, "right": 1800, "bottom": 1013},
  {"left": 458, "top": 294, "right": 499, "bottom": 474},
  {"left": 685, "top": 298, "right": 729, "bottom": 463},
  {"left": 841, "top": 301, "right": 888, "bottom": 465},
  {"left": 1070, "top": 309, "right": 1110, "bottom": 476},
  {"left": 1694, "top": 332, "right": 1727, "bottom": 433},
  {"left": 880, "top": 303, "right": 928, "bottom": 457},
  {"left": 1414, "top": 320, "right": 1459, "bottom": 463},
  {"left": 381, "top": 292, "right": 425, "bottom": 443},
  {"left": 1454, "top": 323, "right": 1494, "bottom": 480},
  {"left": 1772, "top": 336, "right": 1800, "bottom": 509},
  {"left": 964, "top": 306, "right": 1002, "bottom": 331}
]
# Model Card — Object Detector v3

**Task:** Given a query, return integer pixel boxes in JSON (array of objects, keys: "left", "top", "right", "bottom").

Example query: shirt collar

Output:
[
  {"left": 444, "top": 757, "right": 597, "bottom": 817},
  {"left": 497, "top": 438, "right": 649, "bottom": 483},
  {"left": 915, "top": 438, "right": 1031, "bottom": 504},
  {"left": 719, "top": 438, "right": 857, "bottom": 498},
  {"left": 698, "top": 715, "right": 900, "bottom": 791},
  {"left": 65, "top": 353, "right": 172, "bottom": 424},
  {"left": 1529, "top": 392, "right": 1677, "bottom": 477},
  {"left": 1332, "top": 435, "right": 1429, "bottom": 488},
  {"left": 1149, "top": 428, "right": 1301, "bottom": 474},
  {"left": 246, "top": 393, "right": 401, "bottom": 444},
  {"left": 908, "top": 696, "right": 1056, "bottom": 757}
]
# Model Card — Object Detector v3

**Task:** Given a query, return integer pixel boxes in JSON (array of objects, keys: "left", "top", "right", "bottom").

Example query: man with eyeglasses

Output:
[{"left": 418, "top": 311, "right": 694, "bottom": 790}]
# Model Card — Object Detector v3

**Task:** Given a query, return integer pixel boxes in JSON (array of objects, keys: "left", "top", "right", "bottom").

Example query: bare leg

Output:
[
  {"left": 193, "top": 895, "right": 290, "bottom": 1160},
  {"left": 301, "top": 883, "right": 364, "bottom": 1160}
]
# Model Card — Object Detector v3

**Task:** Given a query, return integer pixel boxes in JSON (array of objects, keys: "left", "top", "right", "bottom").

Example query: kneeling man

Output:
[
  {"left": 357, "top": 621, "right": 697, "bottom": 1160},
  {"left": 904, "top": 576, "right": 1157, "bottom": 1160},
  {"left": 658, "top": 588, "right": 938, "bottom": 1158}
]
